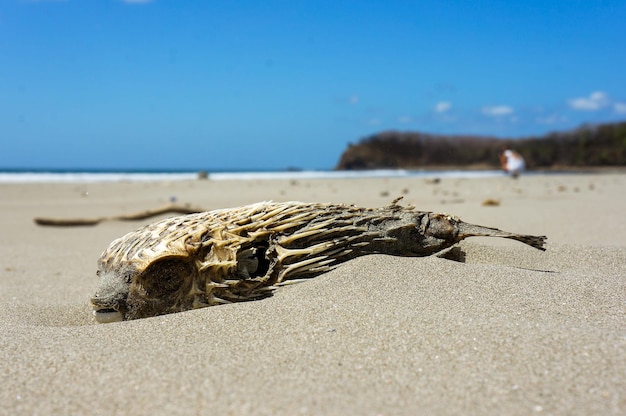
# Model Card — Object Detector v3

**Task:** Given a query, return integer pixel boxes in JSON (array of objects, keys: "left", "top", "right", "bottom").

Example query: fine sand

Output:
[{"left": 0, "top": 173, "right": 624, "bottom": 415}]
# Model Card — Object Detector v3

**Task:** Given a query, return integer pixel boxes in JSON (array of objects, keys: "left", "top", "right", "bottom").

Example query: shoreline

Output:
[
  {"left": 1, "top": 165, "right": 624, "bottom": 174},
  {"left": 1, "top": 166, "right": 625, "bottom": 186}
]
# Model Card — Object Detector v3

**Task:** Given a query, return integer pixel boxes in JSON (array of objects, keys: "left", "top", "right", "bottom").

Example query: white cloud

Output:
[
  {"left": 482, "top": 105, "right": 514, "bottom": 116},
  {"left": 614, "top": 102, "right": 626, "bottom": 114},
  {"left": 434, "top": 101, "right": 452, "bottom": 113},
  {"left": 397, "top": 115, "right": 413, "bottom": 123},
  {"left": 568, "top": 91, "right": 610, "bottom": 111}
]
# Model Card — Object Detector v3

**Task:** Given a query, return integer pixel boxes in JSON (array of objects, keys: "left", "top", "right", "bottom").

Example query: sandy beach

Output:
[{"left": 0, "top": 173, "right": 624, "bottom": 415}]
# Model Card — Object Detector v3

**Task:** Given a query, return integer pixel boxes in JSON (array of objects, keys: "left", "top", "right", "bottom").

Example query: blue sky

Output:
[{"left": 1, "top": 0, "right": 625, "bottom": 170}]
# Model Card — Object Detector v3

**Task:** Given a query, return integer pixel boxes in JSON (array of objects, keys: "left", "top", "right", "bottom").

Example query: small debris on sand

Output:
[{"left": 482, "top": 198, "right": 501, "bottom": 207}]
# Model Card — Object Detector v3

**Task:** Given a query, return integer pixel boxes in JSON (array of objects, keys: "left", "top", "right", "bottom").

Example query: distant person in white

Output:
[{"left": 500, "top": 149, "right": 525, "bottom": 178}]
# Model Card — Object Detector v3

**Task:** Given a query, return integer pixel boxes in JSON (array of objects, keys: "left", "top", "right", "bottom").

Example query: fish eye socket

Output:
[{"left": 140, "top": 258, "right": 192, "bottom": 298}]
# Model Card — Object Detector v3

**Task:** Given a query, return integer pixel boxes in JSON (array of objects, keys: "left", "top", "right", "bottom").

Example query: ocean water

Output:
[{"left": 0, "top": 169, "right": 508, "bottom": 183}]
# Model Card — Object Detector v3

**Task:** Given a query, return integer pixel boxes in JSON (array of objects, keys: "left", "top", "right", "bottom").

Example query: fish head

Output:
[
  {"left": 92, "top": 254, "right": 197, "bottom": 323},
  {"left": 91, "top": 218, "right": 206, "bottom": 323}
]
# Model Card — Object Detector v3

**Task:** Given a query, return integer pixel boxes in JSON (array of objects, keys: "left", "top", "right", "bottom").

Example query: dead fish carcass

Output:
[{"left": 91, "top": 200, "right": 546, "bottom": 322}]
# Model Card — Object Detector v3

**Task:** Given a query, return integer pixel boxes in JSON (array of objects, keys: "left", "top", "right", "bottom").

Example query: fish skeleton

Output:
[{"left": 91, "top": 200, "right": 546, "bottom": 322}]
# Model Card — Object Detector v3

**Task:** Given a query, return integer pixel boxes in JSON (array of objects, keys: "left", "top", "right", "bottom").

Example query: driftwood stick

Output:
[{"left": 34, "top": 204, "right": 206, "bottom": 227}]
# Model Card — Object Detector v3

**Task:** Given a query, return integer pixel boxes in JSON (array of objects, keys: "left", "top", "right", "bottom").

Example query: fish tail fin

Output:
[
  {"left": 503, "top": 234, "right": 547, "bottom": 251},
  {"left": 457, "top": 222, "right": 547, "bottom": 251}
]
